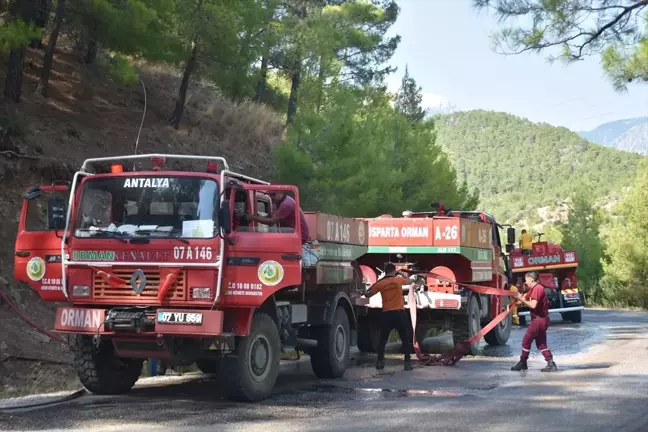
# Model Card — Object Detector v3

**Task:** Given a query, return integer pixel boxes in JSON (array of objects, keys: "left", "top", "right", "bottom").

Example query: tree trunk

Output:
[
  {"left": 3, "top": 47, "right": 26, "bottom": 103},
  {"left": 84, "top": 38, "right": 98, "bottom": 64},
  {"left": 286, "top": 58, "right": 301, "bottom": 125},
  {"left": 36, "top": 0, "right": 64, "bottom": 98},
  {"left": 29, "top": 0, "right": 49, "bottom": 49},
  {"left": 253, "top": 44, "right": 270, "bottom": 103},
  {"left": 169, "top": 39, "right": 199, "bottom": 129},
  {"left": 316, "top": 55, "right": 327, "bottom": 113}
]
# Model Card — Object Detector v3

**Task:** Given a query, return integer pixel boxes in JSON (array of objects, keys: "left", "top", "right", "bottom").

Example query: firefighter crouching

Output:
[{"left": 511, "top": 271, "right": 558, "bottom": 372}]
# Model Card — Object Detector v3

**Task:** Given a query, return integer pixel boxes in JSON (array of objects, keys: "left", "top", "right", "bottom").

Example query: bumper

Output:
[
  {"left": 518, "top": 306, "right": 584, "bottom": 317},
  {"left": 54, "top": 307, "right": 224, "bottom": 336},
  {"left": 355, "top": 291, "right": 461, "bottom": 310}
]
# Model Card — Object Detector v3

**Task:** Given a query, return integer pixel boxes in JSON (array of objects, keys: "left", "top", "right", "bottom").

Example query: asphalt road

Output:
[{"left": 1, "top": 309, "right": 648, "bottom": 432}]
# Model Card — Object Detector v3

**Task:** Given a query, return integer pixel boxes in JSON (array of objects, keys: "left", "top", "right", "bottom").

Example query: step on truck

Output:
[
  {"left": 13, "top": 154, "right": 367, "bottom": 402},
  {"left": 510, "top": 236, "right": 584, "bottom": 325},
  {"left": 355, "top": 203, "right": 516, "bottom": 355}
]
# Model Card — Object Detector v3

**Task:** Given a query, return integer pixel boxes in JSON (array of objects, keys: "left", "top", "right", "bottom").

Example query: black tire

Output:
[
  {"left": 356, "top": 315, "right": 380, "bottom": 353},
  {"left": 73, "top": 336, "right": 143, "bottom": 395},
  {"left": 451, "top": 295, "right": 481, "bottom": 356},
  {"left": 567, "top": 310, "right": 582, "bottom": 323},
  {"left": 195, "top": 358, "right": 221, "bottom": 374},
  {"left": 519, "top": 315, "right": 527, "bottom": 327},
  {"left": 484, "top": 296, "right": 512, "bottom": 346},
  {"left": 310, "top": 307, "right": 351, "bottom": 379},
  {"left": 414, "top": 320, "right": 432, "bottom": 348},
  {"left": 223, "top": 313, "right": 281, "bottom": 402},
  {"left": 560, "top": 312, "right": 568, "bottom": 322}
]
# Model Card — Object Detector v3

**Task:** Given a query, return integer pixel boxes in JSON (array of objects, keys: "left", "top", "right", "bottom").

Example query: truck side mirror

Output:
[
  {"left": 507, "top": 227, "right": 515, "bottom": 245},
  {"left": 219, "top": 199, "right": 232, "bottom": 235},
  {"left": 505, "top": 244, "right": 514, "bottom": 254},
  {"left": 47, "top": 196, "right": 67, "bottom": 230}
]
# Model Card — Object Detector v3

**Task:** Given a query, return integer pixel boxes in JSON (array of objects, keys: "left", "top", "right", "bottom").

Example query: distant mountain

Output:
[
  {"left": 434, "top": 110, "right": 643, "bottom": 225},
  {"left": 578, "top": 117, "right": 648, "bottom": 155}
]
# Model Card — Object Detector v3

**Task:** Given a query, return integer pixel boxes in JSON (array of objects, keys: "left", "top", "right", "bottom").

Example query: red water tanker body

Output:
[{"left": 354, "top": 203, "right": 517, "bottom": 355}]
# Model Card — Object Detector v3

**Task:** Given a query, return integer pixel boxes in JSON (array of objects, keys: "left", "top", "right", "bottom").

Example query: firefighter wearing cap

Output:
[
  {"left": 511, "top": 271, "right": 557, "bottom": 372},
  {"left": 245, "top": 189, "right": 316, "bottom": 266}
]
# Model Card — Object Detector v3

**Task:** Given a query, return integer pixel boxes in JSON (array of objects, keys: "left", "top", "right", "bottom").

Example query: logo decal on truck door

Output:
[
  {"left": 258, "top": 260, "right": 284, "bottom": 286},
  {"left": 27, "top": 257, "right": 46, "bottom": 281}
]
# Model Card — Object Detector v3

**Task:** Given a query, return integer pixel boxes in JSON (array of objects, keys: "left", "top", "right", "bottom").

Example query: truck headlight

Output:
[
  {"left": 72, "top": 285, "right": 90, "bottom": 297},
  {"left": 191, "top": 287, "right": 211, "bottom": 299}
]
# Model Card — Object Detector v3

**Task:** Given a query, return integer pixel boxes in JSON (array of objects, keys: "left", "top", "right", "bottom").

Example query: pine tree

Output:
[
  {"left": 394, "top": 66, "right": 425, "bottom": 124},
  {"left": 557, "top": 187, "right": 605, "bottom": 303}
]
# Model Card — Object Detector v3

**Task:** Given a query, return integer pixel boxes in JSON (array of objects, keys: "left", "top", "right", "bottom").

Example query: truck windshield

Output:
[{"left": 73, "top": 176, "right": 219, "bottom": 239}]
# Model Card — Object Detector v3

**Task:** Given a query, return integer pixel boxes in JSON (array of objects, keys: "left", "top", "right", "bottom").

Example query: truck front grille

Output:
[{"left": 93, "top": 268, "right": 186, "bottom": 302}]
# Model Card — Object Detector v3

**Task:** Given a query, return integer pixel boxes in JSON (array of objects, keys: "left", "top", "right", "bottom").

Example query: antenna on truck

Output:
[{"left": 132, "top": 78, "right": 148, "bottom": 170}]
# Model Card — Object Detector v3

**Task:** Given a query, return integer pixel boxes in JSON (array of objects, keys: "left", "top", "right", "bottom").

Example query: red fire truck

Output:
[
  {"left": 354, "top": 204, "right": 516, "bottom": 356},
  {"left": 510, "top": 237, "right": 584, "bottom": 325},
  {"left": 13, "top": 154, "right": 368, "bottom": 402}
]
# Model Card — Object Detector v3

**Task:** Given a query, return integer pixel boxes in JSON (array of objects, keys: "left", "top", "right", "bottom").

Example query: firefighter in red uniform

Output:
[{"left": 511, "top": 271, "right": 558, "bottom": 372}]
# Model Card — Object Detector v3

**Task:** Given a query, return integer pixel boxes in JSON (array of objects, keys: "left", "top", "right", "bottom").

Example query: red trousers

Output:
[{"left": 521, "top": 317, "right": 553, "bottom": 361}]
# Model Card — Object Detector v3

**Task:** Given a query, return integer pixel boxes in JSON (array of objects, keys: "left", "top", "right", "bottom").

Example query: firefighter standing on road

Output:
[
  {"left": 365, "top": 263, "right": 416, "bottom": 371},
  {"left": 511, "top": 271, "right": 558, "bottom": 372}
]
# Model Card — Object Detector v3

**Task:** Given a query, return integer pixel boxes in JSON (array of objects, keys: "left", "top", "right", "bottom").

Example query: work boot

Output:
[
  {"left": 376, "top": 357, "right": 385, "bottom": 370},
  {"left": 541, "top": 360, "right": 557, "bottom": 372},
  {"left": 511, "top": 359, "right": 528, "bottom": 371},
  {"left": 404, "top": 355, "right": 413, "bottom": 371}
]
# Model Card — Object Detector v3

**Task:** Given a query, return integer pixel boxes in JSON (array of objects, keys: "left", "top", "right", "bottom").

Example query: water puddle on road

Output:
[{"left": 275, "top": 383, "right": 466, "bottom": 403}]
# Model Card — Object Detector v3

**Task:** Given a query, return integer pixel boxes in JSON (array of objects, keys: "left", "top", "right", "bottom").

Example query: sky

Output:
[{"left": 383, "top": 0, "right": 648, "bottom": 132}]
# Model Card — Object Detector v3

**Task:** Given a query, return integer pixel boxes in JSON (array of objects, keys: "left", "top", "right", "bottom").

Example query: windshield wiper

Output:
[
  {"left": 79, "top": 229, "right": 128, "bottom": 243},
  {"left": 131, "top": 229, "right": 190, "bottom": 244}
]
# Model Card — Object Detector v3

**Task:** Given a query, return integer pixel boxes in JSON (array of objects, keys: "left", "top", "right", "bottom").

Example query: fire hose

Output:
[
  {"left": 404, "top": 270, "right": 522, "bottom": 366},
  {"left": 0, "top": 289, "right": 68, "bottom": 345}
]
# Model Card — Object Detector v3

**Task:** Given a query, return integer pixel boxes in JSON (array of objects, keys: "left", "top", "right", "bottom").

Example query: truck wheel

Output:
[
  {"left": 195, "top": 358, "right": 221, "bottom": 374},
  {"left": 74, "top": 336, "right": 143, "bottom": 395},
  {"left": 566, "top": 310, "right": 582, "bottom": 323},
  {"left": 224, "top": 313, "right": 281, "bottom": 402},
  {"left": 357, "top": 315, "right": 380, "bottom": 353},
  {"left": 310, "top": 307, "right": 350, "bottom": 379},
  {"left": 414, "top": 320, "right": 433, "bottom": 349},
  {"left": 519, "top": 315, "right": 527, "bottom": 327},
  {"left": 451, "top": 296, "right": 481, "bottom": 356},
  {"left": 484, "top": 297, "right": 512, "bottom": 346}
]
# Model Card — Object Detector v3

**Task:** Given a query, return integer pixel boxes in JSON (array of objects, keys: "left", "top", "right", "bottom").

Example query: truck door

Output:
[
  {"left": 225, "top": 185, "right": 302, "bottom": 298},
  {"left": 14, "top": 184, "right": 70, "bottom": 302}
]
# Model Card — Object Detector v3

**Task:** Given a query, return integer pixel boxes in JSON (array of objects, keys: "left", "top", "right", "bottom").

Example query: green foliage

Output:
[
  {"left": 474, "top": 0, "right": 648, "bottom": 90},
  {"left": 602, "top": 160, "right": 648, "bottom": 308},
  {"left": 0, "top": 114, "right": 28, "bottom": 138},
  {"left": 273, "top": 82, "right": 478, "bottom": 217},
  {"left": 394, "top": 66, "right": 425, "bottom": 124},
  {"left": 433, "top": 110, "right": 642, "bottom": 223},
  {"left": 98, "top": 53, "right": 140, "bottom": 85},
  {"left": 557, "top": 187, "right": 605, "bottom": 303},
  {"left": 601, "top": 29, "right": 648, "bottom": 91},
  {"left": 0, "top": 19, "right": 42, "bottom": 52}
]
